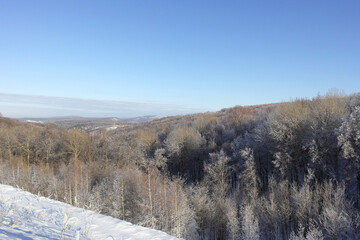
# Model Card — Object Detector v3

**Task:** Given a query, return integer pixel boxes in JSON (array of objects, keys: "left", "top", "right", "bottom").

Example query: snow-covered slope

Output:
[{"left": 0, "top": 184, "right": 180, "bottom": 240}]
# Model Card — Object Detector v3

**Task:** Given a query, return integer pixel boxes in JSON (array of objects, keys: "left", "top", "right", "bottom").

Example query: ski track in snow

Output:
[{"left": 0, "top": 184, "right": 180, "bottom": 240}]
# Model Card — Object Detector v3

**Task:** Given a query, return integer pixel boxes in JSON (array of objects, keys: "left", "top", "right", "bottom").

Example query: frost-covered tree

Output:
[
  {"left": 165, "top": 126, "right": 206, "bottom": 181},
  {"left": 259, "top": 177, "right": 292, "bottom": 239},
  {"left": 268, "top": 100, "right": 311, "bottom": 183},
  {"left": 319, "top": 181, "right": 355, "bottom": 239},
  {"left": 111, "top": 167, "right": 142, "bottom": 222},
  {"left": 307, "top": 92, "right": 347, "bottom": 182},
  {"left": 204, "top": 150, "right": 231, "bottom": 197},
  {"left": 168, "top": 178, "right": 198, "bottom": 240},
  {"left": 289, "top": 222, "right": 324, "bottom": 240},
  {"left": 189, "top": 184, "right": 214, "bottom": 240},
  {"left": 240, "top": 147, "right": 260, "bottom": 205},
  {"left": 204, "top": 150, "right": 231, "bottom": 239},
  {"left": 241, "top": 204, "right": 260, "bottom": 240},
  {"left": 225, "top": 197, "right": 240, "bottom": 240},
  {"left": 337, "top": 106, "right": 360, "bottom": 207},
  {"left": 291, "top": 170, "right": 318, "bottom": 234}
]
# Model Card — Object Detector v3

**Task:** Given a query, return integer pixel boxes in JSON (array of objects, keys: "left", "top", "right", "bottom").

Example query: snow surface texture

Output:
[{"left": 0, "top": 184, "right": 180, "bottom": 240}]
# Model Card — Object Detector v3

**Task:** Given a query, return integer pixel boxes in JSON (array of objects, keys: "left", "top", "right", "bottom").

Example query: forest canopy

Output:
[{"left": 0, "top": 91, "right": 360, "bottom": 239}]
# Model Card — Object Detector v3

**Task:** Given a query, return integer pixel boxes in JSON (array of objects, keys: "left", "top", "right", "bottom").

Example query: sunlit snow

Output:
[{"left": 0, "top": 184, "right": 180, "bottom": 240}]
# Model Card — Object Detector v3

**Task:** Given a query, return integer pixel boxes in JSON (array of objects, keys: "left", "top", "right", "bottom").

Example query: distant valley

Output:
[{"left": 16, "top": 115, "right": 158, "bottom": 132}]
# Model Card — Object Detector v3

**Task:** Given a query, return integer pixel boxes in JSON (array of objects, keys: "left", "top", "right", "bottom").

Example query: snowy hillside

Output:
[{"left": 0, "top": 184, "right": 180, "bottom": 240}]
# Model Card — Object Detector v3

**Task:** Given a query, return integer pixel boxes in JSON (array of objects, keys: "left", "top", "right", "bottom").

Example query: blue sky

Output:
[{"left": 0, "top": 1, "right": 359, "bottom": 118}]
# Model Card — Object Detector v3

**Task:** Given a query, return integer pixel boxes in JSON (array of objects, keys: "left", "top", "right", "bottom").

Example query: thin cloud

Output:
[{"left": 0, "top": 93, "right": 203, "bottom": 118}]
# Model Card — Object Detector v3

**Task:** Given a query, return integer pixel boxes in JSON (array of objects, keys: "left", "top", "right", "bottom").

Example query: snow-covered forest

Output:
[{"left": 1, "top": 91, "right": 360, "bottom": 239}]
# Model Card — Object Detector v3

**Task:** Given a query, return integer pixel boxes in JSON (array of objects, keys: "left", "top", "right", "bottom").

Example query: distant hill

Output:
[{"left": 17, "top": 115, "right": 158, "bottom": 123}]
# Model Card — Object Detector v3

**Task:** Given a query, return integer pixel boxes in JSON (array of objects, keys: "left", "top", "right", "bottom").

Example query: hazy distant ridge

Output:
[{"left": 17, "top": 115, "right": 158, "bottom": 123}]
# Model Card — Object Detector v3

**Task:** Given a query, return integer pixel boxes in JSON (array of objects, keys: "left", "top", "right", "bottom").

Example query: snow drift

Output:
[{"left": 0, "top": 184, "right": 180, "bottom": 240}]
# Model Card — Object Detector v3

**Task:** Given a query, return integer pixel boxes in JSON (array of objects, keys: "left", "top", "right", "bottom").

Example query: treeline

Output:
[{"left": 0, "top": 91, "right": 360, "bottom": 239}]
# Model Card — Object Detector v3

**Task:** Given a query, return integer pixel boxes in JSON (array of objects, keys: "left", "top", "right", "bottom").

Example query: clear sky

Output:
[{"left": 0, "top": 0, "right": 359, "bottom": 118}]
